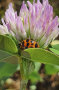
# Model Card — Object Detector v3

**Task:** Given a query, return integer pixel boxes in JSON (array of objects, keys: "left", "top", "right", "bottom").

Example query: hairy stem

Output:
[
  {"left": 18, "top": 56, "right": 27, "bottom": 90},
  {"left": 20, "top": 80, "right": 27, "bottom": 90}
]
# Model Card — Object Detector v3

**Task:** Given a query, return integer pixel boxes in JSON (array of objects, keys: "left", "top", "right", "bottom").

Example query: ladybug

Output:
[{"left": 18, "top": 39, "right": 39, "bottom": 50}]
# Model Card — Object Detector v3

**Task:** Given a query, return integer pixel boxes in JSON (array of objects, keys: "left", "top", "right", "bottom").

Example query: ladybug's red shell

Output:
[{"left": 19, "top": 39, "right": 39, "bottom": 50}]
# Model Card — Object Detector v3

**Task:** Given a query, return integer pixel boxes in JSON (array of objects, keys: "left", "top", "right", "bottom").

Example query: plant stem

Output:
[
  {"left": 18, "top": 56, "right": 27, "bottom": 90},
  {"left": 20, "top": 79, "right": 27, "bottom": 90}
]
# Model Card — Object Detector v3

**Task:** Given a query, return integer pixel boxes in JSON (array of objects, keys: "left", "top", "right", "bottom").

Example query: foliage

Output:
[
  {"left": 24, "top": 48, "right": 59, "bottom": 66},
  {"left": 0, "top": 35, "right": 18, "bottom": 53},
  {"left": 0, "top": 34, "right": 59, "bottom": 80}
]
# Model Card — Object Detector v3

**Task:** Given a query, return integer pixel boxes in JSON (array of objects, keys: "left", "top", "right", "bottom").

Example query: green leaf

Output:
[
  {"left": 29, "top": 72, "right": 43, "bottom": 83},
  {"left": 23, "top": 48, "right": 59, "bottom": 66},
  {"left": 0, "top": 50, "right": 18, "bottom": 64},
  {"left": 0, "top": 50, "right": 19, "bottom": 78},
  {"left": 49, "top": 48, "right": 59, "bottom": 55},
  {"left": 52, "top": 44, "right": 59, "bottom": 51},
  {"left": 5, "top": 34, "right": 18, "bottom": 45},
  {"left": 51, "top": 40, "right": 59, "bottom": 46},
  {"left": 0, "top": 62, "right": 18, "bottom": 78},
  {"left": 34, "top": 62, "right": 41, "bottom": 72},
  {"left": 0, "top": 35, "right": 18, "bottom": 53},
  {"left": 51, "top": 40, "right": 59, "bottom": 50},
  {"left": 0, "top": 50, "right": 11, "bottom": 60},
  {"left": 45, "top": 64, "right": 59, "bottom": 75}
]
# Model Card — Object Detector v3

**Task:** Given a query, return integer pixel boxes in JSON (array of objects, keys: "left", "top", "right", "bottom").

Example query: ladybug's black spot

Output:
[
  {"left": 58, "top": 25, "right": 59, "bottom": 28},
  {"left": 25, "top": 47, "right": 28, "bottom": 49},
  {"left": 35, "top": 43, "right": 38, "bottom": 48},
  {"left": 26, "top": 39, "right": 29, "bottom": 42},
  {"left": 31, "top": 40, "right": 34, "bottom": 45},
  {"left": 22, "top": 41, "right": 24, "bottom": 47},
  {"left": 31, "top": 40, "right": 34, "bottom": 43},
  {"left": 31, "top": 40, "right": 32, "bottom": 43},
  {"left": 27, "top": 43, "right": 29, "bottom": 46}
]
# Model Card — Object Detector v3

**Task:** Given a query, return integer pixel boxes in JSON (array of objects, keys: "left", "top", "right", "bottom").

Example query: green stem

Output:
[
  {"left": 18, "top": 55, "right": 34, "bottom": 90},
  {"left": 18, "top": 56, "right": 27, "bottom": 90},
  {"left": 19, "top": 56, "right": 24, "bottom": 79},
  {"left": 20, "top": 80, "right": 27, "bottom": 90}
]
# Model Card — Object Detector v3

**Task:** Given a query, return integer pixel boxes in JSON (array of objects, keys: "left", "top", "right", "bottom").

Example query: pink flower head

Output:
[{"left": 0, "top": 0, "right": 59, "bottom": 48}]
